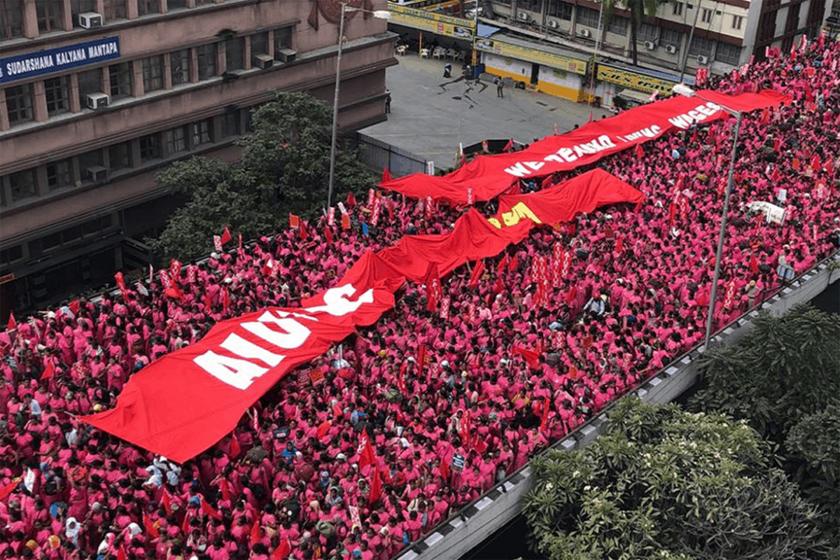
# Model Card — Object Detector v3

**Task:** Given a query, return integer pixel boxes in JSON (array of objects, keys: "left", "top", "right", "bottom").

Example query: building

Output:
[
  {"left": 477, "top": 0, "right": 832, "bottom": 104},
  {"left": 0, "top": 0, "right": 396, "bottom": 316}
]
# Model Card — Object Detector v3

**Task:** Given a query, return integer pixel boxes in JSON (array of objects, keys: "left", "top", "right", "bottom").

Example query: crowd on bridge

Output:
[{"left": 0, "top": 38, "right": 838, "bottom": 560}]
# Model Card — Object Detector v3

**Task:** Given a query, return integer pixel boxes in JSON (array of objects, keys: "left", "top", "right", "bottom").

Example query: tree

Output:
[
  {"left": 688, "top": 305, "right": 840, "bottom": 440},
  {"left": 601, "top": 0, "right": 668, "bottom": 66},
  {"left": 523, "top": 398, "right": 828, "bottom": 560},
  {"left": 149, "top": 92, "right": 376, "bottom": 260}
]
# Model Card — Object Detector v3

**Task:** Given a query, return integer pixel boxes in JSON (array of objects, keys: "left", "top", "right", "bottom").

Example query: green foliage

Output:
[
  {"left": 786, "top": 401, "right": 840, "bottom": 542},
  {"left": 602, "top": 0, "right": 670, "bottom": 65},
  {"left": 523, "top": 398, "right": 828, "bottom": 560},
  {"left": 688, "top": 305, "right": 840, "bottom": 439},
  {"left": 150, "top": 92, "right": 376, "bottom": 260}
]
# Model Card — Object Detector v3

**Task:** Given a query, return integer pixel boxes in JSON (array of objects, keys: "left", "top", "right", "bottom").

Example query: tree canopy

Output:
[
  {"left": 149, "top": 92, "right": 376, "bottom": 260},
  {"left": 523, "top": 398, "right": 828, "bottom": 560}
]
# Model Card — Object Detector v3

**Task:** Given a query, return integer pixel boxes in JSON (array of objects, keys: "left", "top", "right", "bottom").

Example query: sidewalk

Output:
[{"left": 363, "top": 55, "right": 610, "bottom": 170}]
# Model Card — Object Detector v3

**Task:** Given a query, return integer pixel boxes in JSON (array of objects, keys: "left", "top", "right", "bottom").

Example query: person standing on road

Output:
[
  {"left": 494, "top": 76, "right": 504, "bottom": 98},
  {"left": 385, "top": 89, "right": 391, "bottom": 114}
]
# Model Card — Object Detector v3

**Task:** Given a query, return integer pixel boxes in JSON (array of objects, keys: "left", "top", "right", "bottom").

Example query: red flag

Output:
[
  {"left": 68, "top": 299, "right": 81, "bottom": 315},
  {"left": 417, "top": 344, "right": 427, "bottom": 374},
  {"left": 468, "top": 260, "right": 486, "bottom": 288},
  {"left": 316, "top": 420, "right": 332, "bottom": 441},
  {"left": 346, "top": 191, "right": 357, "bottom": 208},
  {"left": 41, "top": 359, "right": 55, "bottom": 381},
  {"left": 438, "top": 456, "right": 450, "bottom": 481},
  {"left": 382, "top": 168, "right": 392, "bottom": 182},
  {"left": 143, "top": 512, "right": 160, "bottom": 539},
  {"left": 181, "top": 509, "right": 192, "bottom": 534},
  {"left": 218, "top": 478, "right": 232, "bottom": 502},
  {"left": 201, "top": 497, "right": 223, "bottom": 520},
  {"left": 5, "top": 313, "right": 15, "bottom": 331},
  {"left": 222, "top": 288, "right": 230, "bottom": 314},
  {"left": 508, "top": 254, "right": 519, "bottom": 273},
  {"left": 0, "top": 478, "right": 20, "bottom": 502},
  {"left": 272, "top": 538, "right": 292, "bottom": 560},
  {"left": 502, "top": 139, "right": 513, "bottom": 152},
  {"left": 539, "top": 398, "right": 551, "bottom": 433},
  {"left": 299, "top": 220, "right": 309, "bottom": 240},
  {"left": 160, "top": 487, "right": 173, "bottom": 515},
  {"left": 368, "top": 466, "right": 382, "bottom": 505},
  {"left": 229, "top": 433, "right": 241, "bottom": 458},
  {"left": 164, "top": 284, "right": 183, "bottom": 301},
  {"left": 460, "top": 410, "right": 472, "bottom": 448},
  {"left": 250, "top": 513, "right": 262, "bottom": 544},
  {"left": 289, "top": 213, "right": 300, "bottom": 229},
  {"left": 513, "top": 345, "right": 540, "bottom": 369},
  {"left": 324, "top": 227, "right": 334, "bottom": 244},
  {"left": 117, "top": 545, "right": 127, "bottom": 560},
  {"left": 114, "top": 271, "right": 128, "bottom": 298},
  {"left": 341, "top": 213, "right": 351, "bottom": 230},
  {"left": 496, "top": 254, "right": 509, "bottom": 277},
  {"left": 220, "top": 227, "right": 232, "bottom": 246},
  {"left": 749, "top": 254, "right": 759, "bottom": 275},
  {"left": 358, "top": 432, "right": 376, "bottom": 469},
  {"left": 424, "top": 263, "right": 442, "bottom": 312},
  {"left": 634, "top": 143, "right": 644, "bottom": 159},
  {"left": 332, "top": 402, "right": 343, "bottom": 418}
]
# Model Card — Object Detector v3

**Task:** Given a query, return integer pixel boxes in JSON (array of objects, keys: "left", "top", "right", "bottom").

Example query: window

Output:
[
  {"left": 518, "top": 0, "right": 539, "bottom": 11},
  {"left": 197, "top": 44, "right": 217, "bottom": 80},
  {"left": 638, "top": 23, "right": 657, "bottom": 42},
  {"left": 0, "top": 1, "right": 24, "bottom": 40},
  {"left": 109, "top": 62, "right": 132, "bottom": 99},
  {"left": 547, "top": 1, "right": 573, "bottom": 20},
  {"left": 673, "top": 2, "right": 683, "bottom": 16},
  {"left": 5, "top": 84, "right": 34, "bottom": 126},
  {"left": 660, "top": 28, "right": 683, "bottom": 49},
  {"left": 700, "top": 8, "right": 713, "bottom": 23},
  {"left": 168, "top": 0, "right": 188, "bottom": 9},
  {"left": 44, "top": 76, "right": 69, "bottom": 116},
  {"left": 70, "top": 0, "right": 96, "bottom": 24},
  {"left": 108, "top": 142, "right": 132, "bottom": 171},
  {"left": 9, "top": 170, "right": 37, "bottom": 202},
  {"left": 191, "top": 119, "right": 212, "bottom": 146},
  {"left": 225, "top": 37, "right": 245, "bottom": 72},
  {"left": 36, "top": 0, "right": 64, "bottom": 33},
  {"left": 78, "top": 150, "right": 104, "bottom": 183},
  {"left": 171, "top": 49, "right": 191, "bottom": 86},
  {"left": 716, "top": 42, "right": 741, "bottom": 64},
  {"left": 251, "top": 32, "right": 269, "bottom": 57},
  {"left": 82, "top": 215, "right": 110, "bottom": 236},
  {"left": 576, "top": 7, "right": 601, "bottom": 29},
  {"left": 77, "top": 68, "right": 102, "bottom": 107},
  {"left": 274, "top": 27, "right": 293, "bottom": 53},
  {"left": 165, "top": 126, "right": 188, "bottom": 154},
  {"left": 607, "top": 16, "right": 628, "bottom": 35},
  {"left": 195, "top": 0, "right": 214, "bottom": 4},
  {"left": 731, "top": 15, "right": 743, "bottom": 30},
  {"left": 0, "top": 245, "right": 23, "bottom": 266},
  {"left": 137, "top": 0, "right": 160, "bottom": 16},
  {"left": 139, "top": 133, "right": 162, "bottom": 162},
  {"left": 104, "top": 0, "right": 127, "bottom": 20},
  {"left": 142, "top": 55, "right": 164, "bottom": 92},
  {"left": 46, "top": 159, "right": 74, "bottom": 191},
  {"left": 689, "top": 35, "right": 714, "bottom": 56},
  {"left": 222, "top": 110, "right": 240, "bottom": 138}
]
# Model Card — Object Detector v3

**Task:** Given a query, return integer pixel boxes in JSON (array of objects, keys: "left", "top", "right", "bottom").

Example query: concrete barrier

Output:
[{"left": 396, "top": 249, "right": 840, "bottom": 560}]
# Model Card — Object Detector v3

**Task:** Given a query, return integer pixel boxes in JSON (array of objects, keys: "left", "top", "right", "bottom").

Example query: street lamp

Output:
[
  {"left": 327, "top": 4, "right": 391, "bottom": 210},
  {"left": 671, "top": 83, "right": 743, "bottom": 350}
]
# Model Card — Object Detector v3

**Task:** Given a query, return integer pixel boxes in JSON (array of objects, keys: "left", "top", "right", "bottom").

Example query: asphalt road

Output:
[{"left": 362, "top": 55, "right": 610, "bottom": 170}]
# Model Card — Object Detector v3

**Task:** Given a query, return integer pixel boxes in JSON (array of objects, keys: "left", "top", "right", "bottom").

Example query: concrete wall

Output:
[{"left": 396, "top": 249, "right": 840, "bottom": 560}]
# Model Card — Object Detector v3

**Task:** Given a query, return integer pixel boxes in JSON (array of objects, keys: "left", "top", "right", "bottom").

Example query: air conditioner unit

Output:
[
  {"left": 644, "top": 40, "right": 657, "bottom": 51},
  {"left": 665, "top": 44, "right": 678, "bottom": 54},
  {"left": 697, "top": 54, "right": 709, "bottom": 64},
  {"left": 579, "top": 28, "right": 592, "bottom": 38},
  {"left": 253, "top": 54, "right": 274, "bottom": 70},
  {"left": 276, "top": 48, "right": 296, "bottom": 63},
  {"left": 547, "top": 18, "right": 560, "bottom": 29},
  {"left": 78, "top": 12, "right": 103, "bottom": 28},
  {"left": 86, "top": 166, "right": 108, "bottom": 184},
  {"left": 517, "top": 10, "right": 530, "bottom": 21},
  {"left": 86, "top": 92, "right": 110, "bottom": 110}
]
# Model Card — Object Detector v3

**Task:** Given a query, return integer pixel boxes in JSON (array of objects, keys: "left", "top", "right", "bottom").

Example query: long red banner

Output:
[
  {"left": 379, "top": 89, "right": 788, "bottom": 205},
  {"left": 81, "top": 171, "right": 643, "bottom": 462}
]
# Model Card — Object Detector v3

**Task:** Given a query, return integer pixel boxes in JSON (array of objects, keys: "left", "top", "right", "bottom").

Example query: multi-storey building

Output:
[
  {"left": 477, "top": 0, "right": 831, "bottom": 103},
  {"left": 0, "top": 0, "right": 395, "bottom": 315}
]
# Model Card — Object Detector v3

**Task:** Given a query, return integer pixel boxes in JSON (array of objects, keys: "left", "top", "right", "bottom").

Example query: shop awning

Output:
[
  {"left": 617, "top": 88, "right": 654, "bottom": 104},
  {"left": 477, "top": 23, "right": 500, "bottom": 37}
]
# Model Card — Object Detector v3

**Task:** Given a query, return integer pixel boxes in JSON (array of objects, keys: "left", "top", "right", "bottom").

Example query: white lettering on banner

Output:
[
  {"left": 618, "top": 125, "right": 662, "bottom": 143},
  {"left": 194, "top": 351, "right": 269, "bottom": 390},
  {"left": 668, "top": 102, "right": 721, "bottom": 129},
  {"left": 304, "top": 284, "right": 374, "bottom": 316},
  {"left": 192, "top": 284, "right": 374, "bottom": 389}
]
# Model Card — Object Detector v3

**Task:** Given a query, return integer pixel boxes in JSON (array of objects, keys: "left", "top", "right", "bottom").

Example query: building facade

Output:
[
  {"left": 478, "top": 0, "right": 831, "bottom": 103},
  {"left": 0, "top": 0, "right": 396, "bottom": 316}
]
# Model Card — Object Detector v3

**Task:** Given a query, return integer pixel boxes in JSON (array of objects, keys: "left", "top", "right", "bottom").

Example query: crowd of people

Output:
[{"left": 0, "top": 38, "right": 838, "bottom": 560}]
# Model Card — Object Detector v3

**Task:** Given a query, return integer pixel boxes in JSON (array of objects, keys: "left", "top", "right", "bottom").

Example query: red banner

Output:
[
  {"left": 81, "top": 173, "right": 642, "bottom": 462},
  {"left": 379, "top": 89, "right": 788, "bottom": 205}
]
